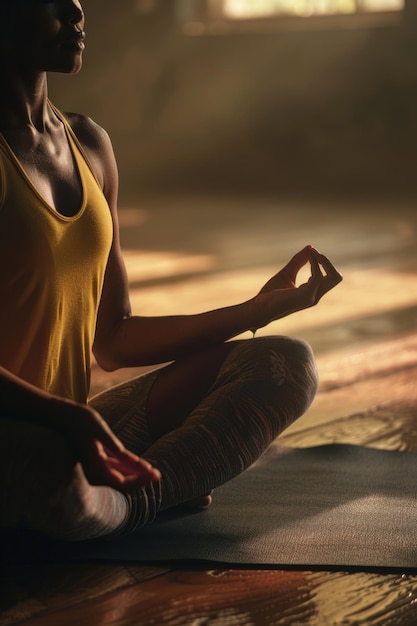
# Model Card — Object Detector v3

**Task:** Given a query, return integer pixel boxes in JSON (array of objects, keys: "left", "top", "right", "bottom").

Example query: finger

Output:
[
  {"left": 93, "top": 441, "right": 161, "bottom": 479},
  {"left": 312, "top": 250, "right": 343, "bottom": 283},
  {"left": 106, "top": 454, "right": 161, "bottom": 480},
  {"left": 300, "top": 256, "right": 322, "bottom": 305},
  {"left": 118, "top": 473, "right": 161, "bottom": 490},
  {"left": 92, "top": 467, "right": 160, "bottom": 490},
  {"left": 281, "top": 246, "right": 313, "bottom": 283},
  {"left": 87, "top": 454, "right": 161, "bottom": 489},
  {"left": 113, "top": 467, "right": 161, "bottom": 489},
  {"left": 108, "top": 465, "right": 161, "bottom": 486},
  {"left": 89, "top": 419, "right": 148, "bottom": 466},
  {"left": 309, "top": 254, "right": 323, "bottom": 281}
]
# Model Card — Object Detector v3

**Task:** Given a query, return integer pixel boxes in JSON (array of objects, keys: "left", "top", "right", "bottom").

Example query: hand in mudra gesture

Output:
[
  {"left": 55, "top": 401, "right": 161, "bottom": 490},
  {"left": 254, "top": 245, "right": 343, "bottom": 328}
]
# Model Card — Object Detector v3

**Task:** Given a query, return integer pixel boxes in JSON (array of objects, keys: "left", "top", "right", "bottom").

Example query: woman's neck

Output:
[{"left": 0, "top": 71, "right": 50, "bottom": 132}]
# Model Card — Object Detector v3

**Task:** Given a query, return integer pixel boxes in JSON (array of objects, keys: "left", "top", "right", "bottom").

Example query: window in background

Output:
[
  {"left": 180, "top": 0, "right": 405, "bottom": 35},
  {"left": 217, "top": 0, "right": 404, "bottom": 19}
]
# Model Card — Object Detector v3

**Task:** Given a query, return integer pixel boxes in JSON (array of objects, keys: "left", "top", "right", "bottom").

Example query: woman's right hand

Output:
[
  {"left": 0, "top": 363, "right": 160, "bottom": 491},
  {"left": 51, "top": 399, "right": 161, "bottom": 491}
]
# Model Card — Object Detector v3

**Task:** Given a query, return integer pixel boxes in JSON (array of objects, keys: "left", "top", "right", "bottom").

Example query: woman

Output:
[{"left": 0, "top": 0, "right": 342, "bottom": 540}]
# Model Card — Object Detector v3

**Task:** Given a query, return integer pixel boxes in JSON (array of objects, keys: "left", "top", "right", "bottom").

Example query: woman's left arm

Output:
[
  {"left": 71, "top": 115, "right": 342, "bottom": 371},
  {"left": 95, "top": 245, "right": 342, "bottom": 370}
]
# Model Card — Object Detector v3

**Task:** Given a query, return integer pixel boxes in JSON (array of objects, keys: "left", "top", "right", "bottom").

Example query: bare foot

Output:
[
  {"left": 188, "top": 492, "right": 213, "bottom": 508},
  {"left": 176, "top": 491, "right": 213, "bottom": 511}
]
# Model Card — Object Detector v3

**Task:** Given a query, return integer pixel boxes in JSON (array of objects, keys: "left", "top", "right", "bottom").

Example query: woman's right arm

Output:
[
  {"left": 0, "top": 364, "right": 80, "bottom": 424},
  {"left": 0, "top": 366, "right": 160, "bottom": 490}
]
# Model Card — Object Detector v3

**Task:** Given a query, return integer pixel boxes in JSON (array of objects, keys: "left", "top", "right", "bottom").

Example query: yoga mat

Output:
[
  {"left": 75, "top": 444, "right": 417, "bottom": 571},
  {"left": 2, "top": 444, "right": 416, "bottom": 571}
]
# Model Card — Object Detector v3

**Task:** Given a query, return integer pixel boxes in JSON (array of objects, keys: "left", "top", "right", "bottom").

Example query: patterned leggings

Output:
[
  {"left": 88, "top": 336, "right": 319, "bottom": 538},
  {"left": 0, "top": 336, "right": 318, "bottom": 540}
]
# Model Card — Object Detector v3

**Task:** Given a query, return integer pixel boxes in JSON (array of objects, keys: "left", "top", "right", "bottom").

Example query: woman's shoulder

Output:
[
  {"left": 62, "top": 111, "right": 113, "bottom": 154},
  {"left": 59, "top": 110, "right": 118, "bottom": 192}
]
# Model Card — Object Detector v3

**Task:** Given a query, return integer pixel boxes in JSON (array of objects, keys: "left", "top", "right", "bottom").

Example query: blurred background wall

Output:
[{"left": 49, "top": 0, "right": 417, "bottom": 201}]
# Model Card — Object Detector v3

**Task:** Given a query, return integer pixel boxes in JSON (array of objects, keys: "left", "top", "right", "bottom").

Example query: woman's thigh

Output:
[
  {"left": 89, "top": 367, "right": 162, "bottom": 455},
  {"left": 91, "top": 336, "right": 318, "bottom": 454},
  {"left": 90, "top": 341, "right": 240, "bottom": 452},
  {"left": 146, "top": 341, "right": 239, "bottom": 440}
]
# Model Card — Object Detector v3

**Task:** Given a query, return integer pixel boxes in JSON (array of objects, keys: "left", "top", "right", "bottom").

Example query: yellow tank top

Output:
[{"left": 0, "top": 106, "right": 113, "bottom": 403}]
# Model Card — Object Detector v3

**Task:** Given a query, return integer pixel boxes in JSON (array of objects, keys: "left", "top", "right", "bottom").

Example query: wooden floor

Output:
[{"left": 1, "top": 195, "right": 417, "bottom": 625}]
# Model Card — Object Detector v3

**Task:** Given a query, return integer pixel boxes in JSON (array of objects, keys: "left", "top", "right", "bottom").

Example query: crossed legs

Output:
[
  {"left": 92, "top": 335, "right": 319, "bottom": 535},
  {"left": 0, "top": 336, "right": 319, "bottom": 540}
]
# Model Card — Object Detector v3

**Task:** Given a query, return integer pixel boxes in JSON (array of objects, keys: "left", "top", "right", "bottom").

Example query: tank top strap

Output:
[{"left": 48, "top": 101, "right": 102, "bottom": 189}]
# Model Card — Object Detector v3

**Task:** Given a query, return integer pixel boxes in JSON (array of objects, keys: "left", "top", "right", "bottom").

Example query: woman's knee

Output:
[
  {"left": 264, "top": 335, "right": 319, "bottom": 420},
  {"left": 223, "top": 335, "right": 319, "bottom": 423},
  {"left": 228, "top": 336, "right": 317, "bottom": 384}
]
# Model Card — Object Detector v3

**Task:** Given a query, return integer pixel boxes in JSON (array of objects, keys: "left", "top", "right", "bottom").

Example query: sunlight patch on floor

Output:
[{"left": 123, "top": 250, "right": 217, "bottom": 283}]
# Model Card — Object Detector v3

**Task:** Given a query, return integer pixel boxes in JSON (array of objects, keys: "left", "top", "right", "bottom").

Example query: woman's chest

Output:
[
  {"left": 3, "top": 124, "right": 83, "bottom": 217},
  {"left": 17, "top": 135, "right": 82, "bottom": 217}
]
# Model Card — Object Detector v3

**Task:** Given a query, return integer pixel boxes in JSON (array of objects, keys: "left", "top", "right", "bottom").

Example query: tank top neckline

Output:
[{"left": 0, "top": 104, "right": 87, "bottom": 222}]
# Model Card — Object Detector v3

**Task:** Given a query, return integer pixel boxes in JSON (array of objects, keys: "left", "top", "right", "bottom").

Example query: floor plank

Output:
[
  {"left": 0, "top": 563, "right": 173, "bottom": 626},
  {"left": 8, "top": 569, "right": 417, "bottom": 626}
]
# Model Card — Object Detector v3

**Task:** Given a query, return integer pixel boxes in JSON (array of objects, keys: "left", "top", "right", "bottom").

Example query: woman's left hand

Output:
[{"left": 252, "top": 245, "right": 343, "bottom": 328}]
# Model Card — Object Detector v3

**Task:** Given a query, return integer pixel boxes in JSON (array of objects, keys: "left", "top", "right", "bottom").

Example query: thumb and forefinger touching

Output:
[
  {"left": 283, "top": 245, "right": 343, "bottom": 300},
  {"left": 310, "top": 248, "right": 343, "bottom": 302}
]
